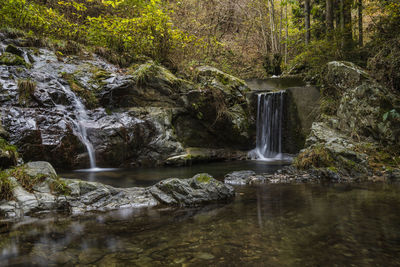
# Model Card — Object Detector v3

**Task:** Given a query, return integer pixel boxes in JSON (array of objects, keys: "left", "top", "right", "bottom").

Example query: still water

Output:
[
  {"left": 59, "top": 161, "right": 286, "bottom": 187},
  {"left": 1, "top": 163, "right": 400, "bottom": 266}
]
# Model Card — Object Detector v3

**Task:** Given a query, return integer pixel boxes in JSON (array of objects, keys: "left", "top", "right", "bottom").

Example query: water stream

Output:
[
  {"left": 250, "top": 91, "right": 287, "bottom": 161},
  {"left": 54, "top": 80, "right": 97, "bottom": 169}
]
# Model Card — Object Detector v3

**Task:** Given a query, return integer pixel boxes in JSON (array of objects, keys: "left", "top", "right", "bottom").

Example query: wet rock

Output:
[
  {"left": 292, "top": 61, "right": 400, "bottom": 180},
  {"left": 0, "top": 162, "right": 235, "bottom": 219},
  {"left": 224, "top": 167, "right": 323, "bottom": 185},
  {"left": 24, "top": 161, "right": 57, "bottom": 177},
  {"left": 5, "top": 44, "right": 24, "bottom": 57},
  {"left": 0, "top": 52, "right": 28, "bottom": 67},
  {"left": 149, "top": 173, "right": 234, "bottom": 206},
  {"left": 224, "top": 170, "right": 256, "bottom": 185},
  {"left": 174, "top": 73, "right": 253, "bottom": 150},
  {"left": 323, "top": 61, "right": 400, "bottom": 145},
  {"left": 0, "top": 39, "right": 254, "bottom": 168}
]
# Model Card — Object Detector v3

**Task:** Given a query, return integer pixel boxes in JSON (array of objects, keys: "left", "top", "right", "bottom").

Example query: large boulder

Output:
[
  {"left": 293, "top": 61, "right": 400, "bottom": 180},
  {"left": 100, "top": 61, "right": 191, "bottom": 108},
  {"left": 324, "top": 61, "right": 400, "bottom": 145},
  {"left": 149, "top": 173, "right": 234, "bottom": 206},
  {"left": 173, "top": 66, "right": 254, "bottom": 150}
]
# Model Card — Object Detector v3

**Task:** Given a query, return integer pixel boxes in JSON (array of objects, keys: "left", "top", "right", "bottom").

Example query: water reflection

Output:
[
  {"left": 2, "top": 183, "right": 400, "bottom": 266},
  {"left": 60, "top": 161, "right": 285, "bottom": 187}
]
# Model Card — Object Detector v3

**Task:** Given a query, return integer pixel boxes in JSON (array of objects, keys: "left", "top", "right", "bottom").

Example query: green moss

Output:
[
  {"left": 0, "top": 52, "right": 29, "bottom": 67},
  {"left": 294, "top": 145, "right": 335, "bottom": 170},
  {"left": 0, "top": 138, "right": 17, "bottom": 154},
  {"left": 327, "top": 166, "right": 338, "bottom": 173},
  {"left": 195, "top": 174, "right": 212, "bottom": 183},
  {"left": 17, "top": 78, "right": 36, "bottom": 106},
  {"left": 129, "top": 61, "right": 179, "bottom": 87},
  {"left": 61, "top": 72, "right": 99, "bottom": 109},
  {"left": 130, "top": 61, "right": 160, "bottom": 86}
]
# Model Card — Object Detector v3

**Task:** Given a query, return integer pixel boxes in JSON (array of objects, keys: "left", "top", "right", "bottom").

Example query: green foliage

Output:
[
  {"left": 0, "top": 0, "right": 193, "bottom": 65},
  {"left": 383, "top": 109, "right": 400, "bottom": 122},
  {"left": 0, "top": 138, "right": 17, "bottom": 154},
  {"left": 288, "top": 39, "right": 340, "bottom": 74}
]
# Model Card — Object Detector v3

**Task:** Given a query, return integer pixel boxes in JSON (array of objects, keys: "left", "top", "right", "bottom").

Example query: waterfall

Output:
[
  {"left": 250, "top": 91, "right": 285, "bottom": 160},
  {"left": 54, "top": 80, "right": 97, "bottom": 169}
]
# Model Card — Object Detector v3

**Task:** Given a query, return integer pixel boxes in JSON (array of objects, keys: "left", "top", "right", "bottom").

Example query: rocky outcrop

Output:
[
  {"left": 293, "top": 61, "right": 400, "bottom": 181},
  {"left": 0, "top": 162, "right": 235, "bottom": 219},
  {"left": 173, "top": 66, "right": 253, "bottom": 149},
  {"left": 0, "top": 35, "right": 254, "bottom": 168}
]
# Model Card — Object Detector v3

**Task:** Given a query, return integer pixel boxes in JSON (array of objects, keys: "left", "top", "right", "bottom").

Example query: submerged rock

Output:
[
  {"left": 224, "top": 170, "right": 256, "bottom": 185},
  {"left": 0, "top": 162, "right": 235, "bottom": 219},
  {"left": 224, "top": 167, "right": 338, "bottom": 185}
]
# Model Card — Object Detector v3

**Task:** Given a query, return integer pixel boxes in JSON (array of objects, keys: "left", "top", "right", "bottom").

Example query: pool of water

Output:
[
  {"left": 59, "top": 160, "right": 286, "bottom": 188},
  {"left": 2, "top": 163, "right": 400, "bottom": 266}
]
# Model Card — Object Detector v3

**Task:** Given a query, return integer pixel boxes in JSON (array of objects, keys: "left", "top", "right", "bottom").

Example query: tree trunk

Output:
[
  {"left": 305, "top": 0, "right": 311, "bottom": 45},
  {"left": 285, "top": 2, "right": 288, "bottom": 65},
  {"left": 326, "top": 0, "right": 334, "bottom": 39},
  {"left": 358, "top": 0, "right": 363, "bottom": 46},
  {"left": 341, "top": 0, "right": 353, "bottom": 52}
]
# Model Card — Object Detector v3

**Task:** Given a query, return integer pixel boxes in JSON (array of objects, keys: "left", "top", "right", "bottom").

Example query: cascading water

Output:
[
  {"left": 54, "top": 80, "right": 97, "bottom": 169},
  {"left": 250, "top": 91, "right": 285, "bottom": 160}
]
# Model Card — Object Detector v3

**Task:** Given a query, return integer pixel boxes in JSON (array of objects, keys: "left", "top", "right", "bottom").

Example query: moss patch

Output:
[
  {"left": 128, "top": 61, "right": 179, "bottom": 87},
  {"left": 61, "top": 72, "right": 99, "bottom": 109},
  {"left": 195, "top": 174, "right": 212, "bottom": 183},
  {"left": 0, "top": 52, "right": 29, "bottom": 67},
  {"left": 294, "top": 145, "right": 335, "bottom": 170},
  {"left": 49, "top": 176, "right": 71, "bottom": 196}
]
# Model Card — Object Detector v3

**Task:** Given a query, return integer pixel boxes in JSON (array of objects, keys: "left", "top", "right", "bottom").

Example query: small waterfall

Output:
[
  {"left": 54, "top": 80, "right": 97, "bottom": 169},
  {"left": 250, "top": 91, "right": 285, "bottom": 160}
]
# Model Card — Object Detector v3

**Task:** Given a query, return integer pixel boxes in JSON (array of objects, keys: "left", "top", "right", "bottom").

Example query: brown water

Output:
[{"left": 1, "top": 164, "right": 400, "bottom": 266}]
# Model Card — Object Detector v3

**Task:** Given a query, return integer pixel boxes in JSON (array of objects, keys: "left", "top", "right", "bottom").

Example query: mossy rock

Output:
[
  {"left": 5, "top": 44, "right": 23, "bottom": 57},
  {"left": 0, "top": 52, "right": 29, "bottom": 67},
  {"left": 61, "top": 72, "right": 99, "bottom": 109},
  {"left": 129, "top": 61, "right": 180, "bottom": 89},
  {"left": 194, "top": 173, "right": 212, "bottom": 183},
  {"left": 294, "top": 145, "right": 335, "bottom": 170},
  {"left": 195, "top": 66, "right": 248, "bottom": 95}
]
